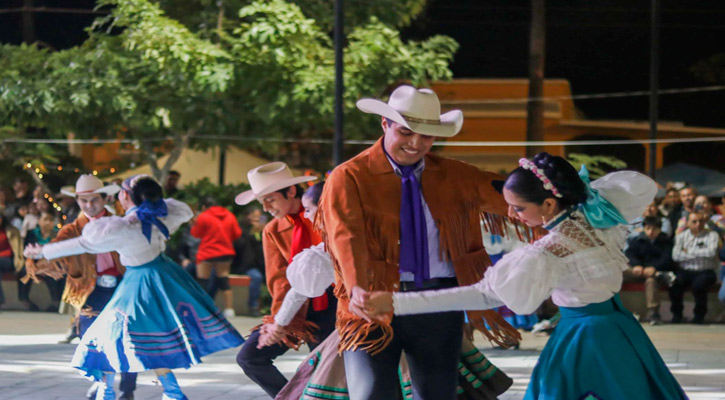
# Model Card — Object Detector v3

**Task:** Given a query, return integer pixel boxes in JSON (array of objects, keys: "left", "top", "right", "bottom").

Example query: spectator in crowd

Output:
[
  {"left": 714, "top": 190, "right": 725, "bottom": 216},
  {"left": 630, "top": 201, "right": 673, "bottom": 239},
  {"left": 659, "top": 187, "right": 682, "bottom": 220},
  {"left": 164, "top": 170, "right": 181, "bottom": 197},
  {"left": 190, "top": 196, "right": 242, "bottom": 318},
  {"left": 624, "top": 216, "right": 675, "bottom": 325},
  {"left": 669, "top": 212, "right": 720, "bottom": 324},
  {"left": 231, "top": 207, "right": 266, "bottom": 316},
  {"left": 20, "top": 202, "right": 40, "bottom": 239},
  {"left": 4, "top": 176, "right": 34, "bottom": 222},
  {"left": 693, "top": 195, "right": 725, "bottom": 238},
  {"left": 673, "top": 186, "right": 697, "bottom": 234},
  {"left": 58, "top": 186, "right": 80, "bottom": 225},
  {"left": 22, "top": 209, "right": 63, "bottom": 312},
  {"left": 0, "top": 213, "right": 29, "bottom": 310}
]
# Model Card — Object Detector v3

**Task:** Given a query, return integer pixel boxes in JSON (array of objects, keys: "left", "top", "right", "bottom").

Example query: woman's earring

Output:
[{"left": 541, "top": 215, "right": 547, "bottom": 224}]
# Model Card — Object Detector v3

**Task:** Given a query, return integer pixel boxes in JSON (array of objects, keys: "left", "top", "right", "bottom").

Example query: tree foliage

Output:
[{"left": 0, "top": 0, "right": 457, "bottom": 178}]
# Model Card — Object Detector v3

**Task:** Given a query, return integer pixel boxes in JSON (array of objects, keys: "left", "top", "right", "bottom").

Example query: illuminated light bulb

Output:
[
  {"left": 57, "top": 166, "right": 63, "bottom": 171},
  {"left": 92, "top": 170, "right": 98, "bottom": 176}
]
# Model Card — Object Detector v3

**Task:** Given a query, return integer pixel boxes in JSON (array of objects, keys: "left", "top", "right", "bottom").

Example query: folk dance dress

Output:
[
  {"left": 39, "top": 199, "right": 244, "bottom": 381},
  {"left": 274, "top": 244, "right": 512, "bottom": 400},
  {"left": 392, "top": 171, "right": 687, "bottom": 400}
]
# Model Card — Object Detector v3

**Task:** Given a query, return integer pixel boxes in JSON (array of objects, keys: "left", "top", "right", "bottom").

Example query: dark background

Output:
[{"left": 3, "top": 1, "right": 725, "bottom": 162}]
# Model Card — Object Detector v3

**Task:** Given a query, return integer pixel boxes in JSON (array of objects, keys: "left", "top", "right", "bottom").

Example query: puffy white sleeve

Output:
[
  {"left": 274, "top": 289, "right": 309, "bottom": 326},
  {"left": 285, "top": 243, "right": 334, "bottom": 297},
  {"left": 41, "top": 217, "right": 131, "bottom": 260},
  {"left": 161, "top": 198, "right": 194, "bottom": 234},
  {"left": 274, "top": 244, "right": 334, "bottom": 326},
  {"left": 591, "top": 171, "right": 657, "bottom": 223},
  {"left": 393, "top": 246, "right": 553, "bottom": 316}
]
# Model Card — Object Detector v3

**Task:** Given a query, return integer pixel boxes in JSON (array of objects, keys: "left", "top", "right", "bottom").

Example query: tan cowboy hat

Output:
[
  {"left": 356, "top": 85, "right": 463, "bottom": 137},
  {"left": 235, "top": 162, "right": 317, "bottom": 205},
  {"left": 60, "top": 174, "right": 120, "bottom": 198}
]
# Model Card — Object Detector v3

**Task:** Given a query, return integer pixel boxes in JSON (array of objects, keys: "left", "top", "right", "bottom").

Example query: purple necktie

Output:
[{"left": 397, "top": 163, "right": 430, "bottom": 288}]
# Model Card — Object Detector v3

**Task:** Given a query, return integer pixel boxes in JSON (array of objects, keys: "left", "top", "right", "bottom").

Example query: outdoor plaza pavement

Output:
[{"left": 1, "top": 311, "right": 724, "bottom": 400}]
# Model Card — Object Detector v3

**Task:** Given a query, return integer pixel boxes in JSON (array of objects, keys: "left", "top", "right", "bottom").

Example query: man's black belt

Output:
[{"left": 399, "top": 277, "right": 458, "bottom": 292}]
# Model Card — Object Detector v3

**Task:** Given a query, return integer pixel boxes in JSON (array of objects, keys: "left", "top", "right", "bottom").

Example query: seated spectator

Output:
[
  {"left": 624, "top": 216, "right": 675, "bottom": 325},
  {"left": 629, "top": 201, "right": 673, "bottom": 239},
  {"left": 714, "top": 190, "right": 725, "bottom": 216},
  {"left": 0, "top": 213, "right": 30, "bottom": 310},
  {"left": 58, "top": 186, "right": 80, "bottom": 225},
  {"left": 669, "top": 212, "right": 720, "bottom": 324},
  {"left": 21, "top": 210, "right": 63, "bottom": 311},
  {"left": 692, "top": 195, "right": 725, "bottom": 239}
]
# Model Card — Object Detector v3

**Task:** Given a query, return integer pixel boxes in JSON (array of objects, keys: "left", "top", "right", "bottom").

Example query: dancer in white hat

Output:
[{"left": 235, "top": 162, "right": 337, "bottom": 398}]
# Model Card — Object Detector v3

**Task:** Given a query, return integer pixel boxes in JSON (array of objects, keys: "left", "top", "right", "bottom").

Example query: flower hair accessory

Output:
[{"left": 519, "top": 158, "right": 563, "bottom": 198}]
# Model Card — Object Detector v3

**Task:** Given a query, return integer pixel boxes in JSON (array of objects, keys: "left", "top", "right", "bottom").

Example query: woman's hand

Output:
[
  {"left": 257, "top": 323, "right": 286, "bottom": 349},
  {"left": 23, "top": 244, "right": 44, "bottom": 260}
]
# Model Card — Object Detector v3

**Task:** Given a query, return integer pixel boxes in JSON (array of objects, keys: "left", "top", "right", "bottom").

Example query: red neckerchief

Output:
[{"left": 288, "top": 206, "right": 328, "bottom": 311}]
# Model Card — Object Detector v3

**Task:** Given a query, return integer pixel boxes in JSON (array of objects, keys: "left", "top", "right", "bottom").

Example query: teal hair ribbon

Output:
[{"left": 577, "top": 165, "right": 628, "bottom": 229}]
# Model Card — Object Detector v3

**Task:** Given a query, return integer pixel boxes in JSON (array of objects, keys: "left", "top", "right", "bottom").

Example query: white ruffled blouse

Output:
[
  {"left": 393, "top": 170, "right": 657, "bottom": 316},
  {"left": 41, "top": 199, "right": 193, "bottom": 267},
  {"left": 274, "top": 243, "right": 334, "bottom": 326}
]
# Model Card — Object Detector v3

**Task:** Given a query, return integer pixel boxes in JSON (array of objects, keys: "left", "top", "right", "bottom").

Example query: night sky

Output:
[{"left": 3, "top": 1, "right": 725, "bottom": 129}]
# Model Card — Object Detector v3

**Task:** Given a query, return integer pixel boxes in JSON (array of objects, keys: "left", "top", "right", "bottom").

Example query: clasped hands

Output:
[
  {"left": 348, "top": 285, "right": 395, "bottom": 323},
  {"left": 23, "top": 243, "right": 44, "bottom": 260}
]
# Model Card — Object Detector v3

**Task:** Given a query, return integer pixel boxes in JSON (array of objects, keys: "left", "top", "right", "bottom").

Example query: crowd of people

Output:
[
  {"left": 624, "top": 184, "right": 725, "bottom": 325},
  {"left": 4, "top": 84, "right": 723, "bottom": 399}
]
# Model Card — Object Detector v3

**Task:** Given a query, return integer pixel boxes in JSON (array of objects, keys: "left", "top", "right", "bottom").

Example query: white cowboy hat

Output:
[
  {"left": 235, "top": 162, "right": 317, "bottom": 206},
  {"left": 356, "top": 85, "right": 463, "bottom": 137},
  {"left": 60, "top": 174, "right": 120, "bottom": 198}
]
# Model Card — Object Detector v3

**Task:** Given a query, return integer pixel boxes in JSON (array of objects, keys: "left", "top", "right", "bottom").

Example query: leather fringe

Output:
[
  {"left": 255, "top": 315, "right": 320, "bottom": 350},
  {"left": 337, "top": 318, "right": 394, "bottom": 356}
]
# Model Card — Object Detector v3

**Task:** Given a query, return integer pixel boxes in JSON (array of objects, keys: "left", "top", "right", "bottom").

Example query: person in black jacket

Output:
[
  {"left": 624, "top": 216, "right": 675, "bottom": 325},
  {"left": 230, "top": 207, "right": 266, "bottom": 316}
]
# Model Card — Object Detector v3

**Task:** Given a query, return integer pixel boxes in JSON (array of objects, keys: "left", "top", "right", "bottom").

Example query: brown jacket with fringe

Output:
[
  {"left": 260, "top": 210, "right": 323, "bottom": 349},
  {"left": 24, "top": 210, "right": 124, "bottom": 310},
  {"left": 317, "top": 138, "right": 534, "bottom": 355}
]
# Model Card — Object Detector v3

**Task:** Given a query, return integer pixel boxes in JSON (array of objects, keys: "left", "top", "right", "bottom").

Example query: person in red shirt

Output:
[{"left": 190, "top": 196, "right": 242, "bottom": 318}]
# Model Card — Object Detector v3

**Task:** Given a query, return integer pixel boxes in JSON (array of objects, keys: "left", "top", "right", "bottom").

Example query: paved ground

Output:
[{"left": 1, "top": 311, "right": 724, "bottom": 400}]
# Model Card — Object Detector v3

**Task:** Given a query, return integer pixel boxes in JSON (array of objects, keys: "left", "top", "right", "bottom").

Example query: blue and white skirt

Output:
[
  {"left": 71, "top": 255, "right": 244, "bottom": 380},
  {"left": 524, "top": 294, "right": 686, "bottom": 400}
]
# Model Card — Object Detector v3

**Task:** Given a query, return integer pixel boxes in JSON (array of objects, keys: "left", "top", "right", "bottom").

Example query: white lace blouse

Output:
[
  {"left": 393, "top": 171, "right": 657, "bottom": 316},
  {"left": 41, "top": 199, "right": 193, "bottom": 267}
]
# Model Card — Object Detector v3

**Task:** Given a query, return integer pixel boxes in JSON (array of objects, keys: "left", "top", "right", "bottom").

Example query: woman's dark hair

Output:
[
  {"left": 130, "top": 177, "right": 163, "bottom": 206},
  {"left": 0, "top": 213, "right": 5, "bottom": 230},
  {"left": 303, "top": 181, "right": 325, "bottom": 207},
  {"left": 504, "top": 152, "right": 588, "bottom": 210}
]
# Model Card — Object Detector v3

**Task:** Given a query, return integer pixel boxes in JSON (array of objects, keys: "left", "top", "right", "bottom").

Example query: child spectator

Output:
[
  {"left": 22, "top": 210, "right": 63, "bottom": 311},
  {"left": 624, "top": 216, "right": 675, "bottom": 325}
]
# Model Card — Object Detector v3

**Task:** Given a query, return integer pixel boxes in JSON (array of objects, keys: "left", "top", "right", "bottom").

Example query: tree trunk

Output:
[
  {"left": 141, "top": 126, "right": 196, "bottom": 184},
  {"left": 526, "top": 0, "right": 546, "bottom": 158}
]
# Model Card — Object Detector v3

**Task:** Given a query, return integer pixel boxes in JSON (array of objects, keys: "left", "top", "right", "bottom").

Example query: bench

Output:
[{"left": 620, "top": 281, "right": 724, "bottom": 323}]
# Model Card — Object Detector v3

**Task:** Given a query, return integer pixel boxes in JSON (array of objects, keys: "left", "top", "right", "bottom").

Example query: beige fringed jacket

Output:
[{"left": 317, "top": 138, "right": 535, "bottom": 355}]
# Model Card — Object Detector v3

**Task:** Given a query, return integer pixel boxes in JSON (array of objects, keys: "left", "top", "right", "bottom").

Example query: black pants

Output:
[
  {"left": 79, "top": 282, "right": 138, "bottom": 394},
  {"left": 236, "top": 286, "right": 337, "bottom": 398},
  {"left": 16, "top": 267, "right": 65, "bottom": 305},
  {"left": 0, "top": 256, "right": 18, "bottom": 305},
  {"left": 343, "top": 310, "right": 464, "bottom": 400},
  {"left": 669, "top": 268, "right": 717, "bottom": 320}
]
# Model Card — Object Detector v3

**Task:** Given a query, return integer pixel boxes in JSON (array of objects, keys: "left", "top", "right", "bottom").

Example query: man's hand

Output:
[
  {"left": 361, "top": 290, "right": 394, "bottom": 323},
  {"left": 23, "top": 244, "right": 44, "bottom": 260},
  {"left": 257, "top": 323, "right": 286, "bottom": 349}
]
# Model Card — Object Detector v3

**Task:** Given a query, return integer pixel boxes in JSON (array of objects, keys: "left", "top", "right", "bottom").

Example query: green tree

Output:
[{"left": 0, "top": 0, "right": 456, "bottom": 178}]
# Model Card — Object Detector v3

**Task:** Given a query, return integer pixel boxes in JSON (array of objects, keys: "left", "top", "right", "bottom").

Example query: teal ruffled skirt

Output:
[
  {"left": 524, "top": 294, "right": 686, "bottom": 400},
  {"left": 70, "top": 255, "right": 244, "bottom": 380}
]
